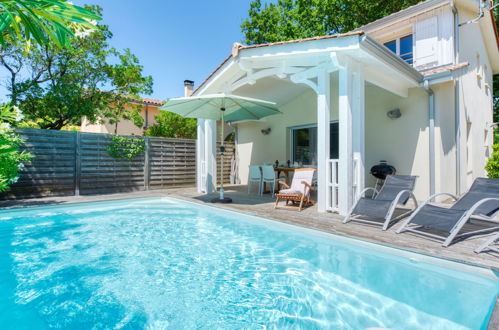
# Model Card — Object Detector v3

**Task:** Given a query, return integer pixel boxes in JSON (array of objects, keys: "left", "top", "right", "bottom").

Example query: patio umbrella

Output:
[{"left": 160, "top": 93, "right": 281, "bottom": 203}]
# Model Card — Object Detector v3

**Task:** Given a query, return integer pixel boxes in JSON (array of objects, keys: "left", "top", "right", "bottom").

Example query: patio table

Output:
[
  {"left": 275, "top": 167, "right": 298, "bottom": 185},
  {"left": 263, "top": 167, "right": 301, "bottom": 194}
]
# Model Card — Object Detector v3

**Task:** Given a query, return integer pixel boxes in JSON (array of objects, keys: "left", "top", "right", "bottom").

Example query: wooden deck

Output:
[{"left": 1, "top": 184, "right": 498, "bottom": 270}]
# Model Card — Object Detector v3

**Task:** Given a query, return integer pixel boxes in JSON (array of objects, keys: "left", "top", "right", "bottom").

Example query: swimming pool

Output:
[{"left": 0, "top": 197, "right": 497, "bottom": 329}]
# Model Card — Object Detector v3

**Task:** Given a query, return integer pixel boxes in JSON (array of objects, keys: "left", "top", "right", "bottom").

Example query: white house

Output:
[{"left": 192, "top": 0, "right": 499, "bottom": 215}]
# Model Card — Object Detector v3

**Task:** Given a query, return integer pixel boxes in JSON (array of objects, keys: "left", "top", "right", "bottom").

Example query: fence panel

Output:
[
  {"left": 0, "top": 128, "right": 235, "bottom": 199},
  {"left": 217, "top": 142, "right": 234, "bottom": 185},
  {"left": 79, "top": 132, "right": 146, "bottom": 195},
  {"left": 0, "top": 128, "right": 76, "bottom": 199},
  {"left": 149, "top": 137, "right": 197, "bottom": 189}
]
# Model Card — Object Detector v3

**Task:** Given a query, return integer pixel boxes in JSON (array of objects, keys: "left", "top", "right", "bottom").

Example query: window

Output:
[
  {"left": 384, "top": 34, "right": 413, "bottom": 65},
  {"left": 291, "top": 123, "right": 339, "bottom": 165}
]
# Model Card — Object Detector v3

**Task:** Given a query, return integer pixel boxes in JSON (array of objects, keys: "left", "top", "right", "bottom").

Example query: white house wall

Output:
[
  {"left": 236, "top": 76, "right": 463, "bottom": 201},
  {"left": 432, "top": 81, "right": 457, "bottom": 197},
  {"left": 236, "top": 88, "right": 324, "bottom": 185},
  {"left": 364, "top": 85, "right": 431, "bottom": 200},
  {"left": 457, "top": 7, "right": 494, "bottom": 190}
]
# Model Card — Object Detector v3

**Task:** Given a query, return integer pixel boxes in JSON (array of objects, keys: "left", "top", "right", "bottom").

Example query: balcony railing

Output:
[{"left": 327, "top": 158, "right": 360, "bottom": 212}]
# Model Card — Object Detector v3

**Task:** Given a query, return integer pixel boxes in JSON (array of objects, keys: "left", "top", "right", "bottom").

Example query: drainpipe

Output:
[
  {"left": 451, "top": 0, "right": 462, "bottom": 195},
  {"left": 424, "top": 80, "right": 436, "bottom": 199},
  {"left": 458, "top": 0, "right": 486, "bottom": 27}
]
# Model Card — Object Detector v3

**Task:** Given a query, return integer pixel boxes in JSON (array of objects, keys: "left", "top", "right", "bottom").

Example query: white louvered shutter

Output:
[{"left": 414, "top": 16, "right": 438, "bottom": 68}]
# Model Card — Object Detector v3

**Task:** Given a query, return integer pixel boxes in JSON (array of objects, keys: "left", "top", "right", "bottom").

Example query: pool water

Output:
[{"left": 0, "top": 197, "right": 497, "bottom": 329}]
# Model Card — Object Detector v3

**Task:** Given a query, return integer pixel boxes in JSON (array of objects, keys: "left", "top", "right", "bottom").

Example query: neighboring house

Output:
[
  {"left": 192, "top": 0, "right": 499, "bottom": 215},
  {"left": 81, "top": 97, "right": 164, "bottom": 136}
]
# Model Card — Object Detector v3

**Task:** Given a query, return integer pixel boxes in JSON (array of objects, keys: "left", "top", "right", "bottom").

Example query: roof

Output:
[
  {"left": 236, "top": 31, "right": 364, "bottom": 50},
  {"left": 138, "top": 97, "right": 164, "bottom": 106},
  {"left": 193, "top": 31, "right": 365, "bottom": 95},
  {"left": 420, "top": 62, "right": 469, "bottom": 76}
]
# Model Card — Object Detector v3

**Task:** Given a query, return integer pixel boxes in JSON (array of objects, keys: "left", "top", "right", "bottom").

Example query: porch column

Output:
[
  {"left": 352, "top": 65, "right": 365, "bottom": 195},
  {"left": 204, "top": 119, "right": 217, "bottom": 193},
  {"left": 338, "top": 63, "right": 354, "bottom": 216},
  {"left": 338, "top": 60, "right": 365, "bottom": 215},
  {"left": 196, "top": 119, "right": 205, "bottom": 192},
  {"left": 316, "top": 70, "right": 331, "bottom": 213}
]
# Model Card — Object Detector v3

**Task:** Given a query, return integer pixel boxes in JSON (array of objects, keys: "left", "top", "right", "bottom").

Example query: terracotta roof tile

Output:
[
  {"left": 238, "top": 31, "right": 364, "bottom": 50},
  {"left": 138, "top": 97, "right": 164, "bottom": 106}
]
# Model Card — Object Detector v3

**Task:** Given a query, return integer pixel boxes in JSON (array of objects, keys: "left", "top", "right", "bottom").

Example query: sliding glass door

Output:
[{"left": 291, "top": 122, "right": 339, "bottom": 166}]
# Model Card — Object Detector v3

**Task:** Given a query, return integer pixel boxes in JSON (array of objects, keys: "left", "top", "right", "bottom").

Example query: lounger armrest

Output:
[
  {"left": 422, "top": 192, "right": 458, "bottom": 205},
  {"left": 278, "top": 180, "right": 290, "bottom": 189},
  {"left": 301, "top": 181, "right": 314, "bottom": 191},
  {"left": 392, "top": 190, "right": 418, "bottom": 208},
  {"left": 359, "top": 187, "right": 379, "bottom": 199},
  {"left": 466, "top": 198, "right": 499, "bottom": 218}
]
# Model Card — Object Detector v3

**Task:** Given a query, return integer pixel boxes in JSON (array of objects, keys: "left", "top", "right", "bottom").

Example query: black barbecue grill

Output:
[{"left": 370, "top": 160, "right": 396, "bottom": 189}]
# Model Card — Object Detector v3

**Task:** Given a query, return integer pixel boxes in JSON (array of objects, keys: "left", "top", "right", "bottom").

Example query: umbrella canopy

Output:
[
  {"left": 159, "top": 93, "right": 281, "bottom": 121},
  {"left": 160, "top": 94, "right": 280, "bottom": 203}
]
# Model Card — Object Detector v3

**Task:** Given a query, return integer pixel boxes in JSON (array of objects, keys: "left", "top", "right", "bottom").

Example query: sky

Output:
[
  {"left": 75, "top": 0, "right": 252, "bottom": 100},
  {"left": 0, "top": 0, "right": 253, "bottom": 102}
]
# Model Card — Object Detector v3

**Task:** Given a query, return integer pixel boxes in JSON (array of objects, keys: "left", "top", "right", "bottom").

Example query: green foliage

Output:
[
  {"left": 145, "top": 112, "right": 197, "bottom": 139},
  {"left": 0, "top": 105, "right": 32, "bottom": 192},
  {"left": 493, "top": 7, "right": 499, "bottom": 126},
  {"left": 0, "top": 0, "right": 100, "bottom": 49},
  {"left": 241, "top": 0, "right": 423, "bottom": 45},
  {"left": 485, "top": 144, "right": 499, "bottom": 178},
  {"left": 107, "top": 135, "right": 145, "bottom": 161},
  {"left": 0, "top": 5, "right": 153, "bottom": 131}
]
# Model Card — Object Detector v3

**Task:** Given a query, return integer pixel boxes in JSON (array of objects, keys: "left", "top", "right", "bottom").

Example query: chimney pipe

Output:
[{"left": 184, "top": 80, "right": 194, "bottom": 97}]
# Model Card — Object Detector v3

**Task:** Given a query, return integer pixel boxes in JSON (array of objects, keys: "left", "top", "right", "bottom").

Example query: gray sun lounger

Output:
[
  {"left": 397, "top": 177, "right": 499, "bottom": 247},
  {"left": 474, "top": 232, "right": 499, "bottom": 254},
  {"left": 343, "top": 175, "right": 418, "bottom": 230}
]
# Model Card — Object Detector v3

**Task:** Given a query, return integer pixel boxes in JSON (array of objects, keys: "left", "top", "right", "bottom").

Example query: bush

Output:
[
  {"left": 0, "top": 105, "right": 32, "bottom": 192},
  {"left": 145, "top": 112, "right": 196, "bottom": 139},
  {"left": 485, "top": 144, "right": 499, "bottom": 178}
]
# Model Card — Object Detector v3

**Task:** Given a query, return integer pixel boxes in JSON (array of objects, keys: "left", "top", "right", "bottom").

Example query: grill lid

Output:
[{"left": 370, "top": 160, "right": 396, "bottom": 180}]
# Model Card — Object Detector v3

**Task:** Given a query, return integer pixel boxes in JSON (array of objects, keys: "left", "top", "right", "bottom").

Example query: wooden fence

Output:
[{"left": 0, "top": 128, "right": 234, "bottom": 199}]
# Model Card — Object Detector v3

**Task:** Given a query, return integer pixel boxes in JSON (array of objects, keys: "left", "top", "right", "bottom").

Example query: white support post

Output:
[
  {"left": 352, "top": 64, "right": 365, "bottom": 197},
  {"left": 196, "top": 119, "right": 206, "bottom": 192},
  {"left": 317, "top": 70, "right": 331, "bottom": 213},
  {"left": 204, "top": 119, "right": 217, "bottom": 193},
  {"left": 338, "top": 63, "right": 354, "bottom": 216}
]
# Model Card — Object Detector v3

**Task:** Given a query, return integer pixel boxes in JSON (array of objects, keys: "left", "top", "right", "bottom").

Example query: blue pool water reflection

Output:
[{"left": 0, "top": 197, "right": 497, "bottom": 329}]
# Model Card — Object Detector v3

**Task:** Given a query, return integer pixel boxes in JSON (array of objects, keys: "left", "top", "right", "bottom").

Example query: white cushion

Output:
[{"left": 278, "top": 189, "right": 302, "bottom": 195}]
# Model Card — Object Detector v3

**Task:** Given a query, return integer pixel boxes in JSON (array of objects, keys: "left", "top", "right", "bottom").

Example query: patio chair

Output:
[
  {"left": 274, "top": 168, "right": 315, "bottom": 211},
  {"left": 396, "top": 177, "right": 499, "bottom": 247},
  {"left": 261, "top": 165, "right": 277, "bottom": 197},
  {"left": 248, "top": 165, "right": 262, "bottom": 195},
  {"left": 343, "top": 175, "right": 418, "bottom": 230},
  {"left": 474, "top": 232, "right": 499, "bottom": 254}
]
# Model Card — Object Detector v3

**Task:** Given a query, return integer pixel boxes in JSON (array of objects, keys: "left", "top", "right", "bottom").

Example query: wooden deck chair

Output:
[{"left": 274, "top": 168, "right": 315, "bottom": 211}]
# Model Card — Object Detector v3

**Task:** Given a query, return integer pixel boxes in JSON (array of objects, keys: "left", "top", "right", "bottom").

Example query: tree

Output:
[
  {"left": 0, "top": 105, "right": 32, "bottom": 192},
  {"left": 0, "top": 0, "right": 100, "bottom": 49},
  {"left": 493, "top": 6, "right": 499, "bottom": 142},
  {"left": 0, "top": 1, "right": 100, "bottom": 192},
  {"left": 0, "top": 5, "right": 153, "bottom": 131},
  {"left": 145, "top": 112, "right": 197, "bottom": 139},
  {"left": 241, "top": 0, "right": 423, "bottom": 45}
]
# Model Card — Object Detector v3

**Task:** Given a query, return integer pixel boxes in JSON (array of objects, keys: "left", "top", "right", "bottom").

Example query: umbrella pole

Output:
[
  {"left": 220, "top": 110, "right": 224, "bottom": 200},
  {"left": 212, "top": 107, "right": 232, "bottom": 203}
]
